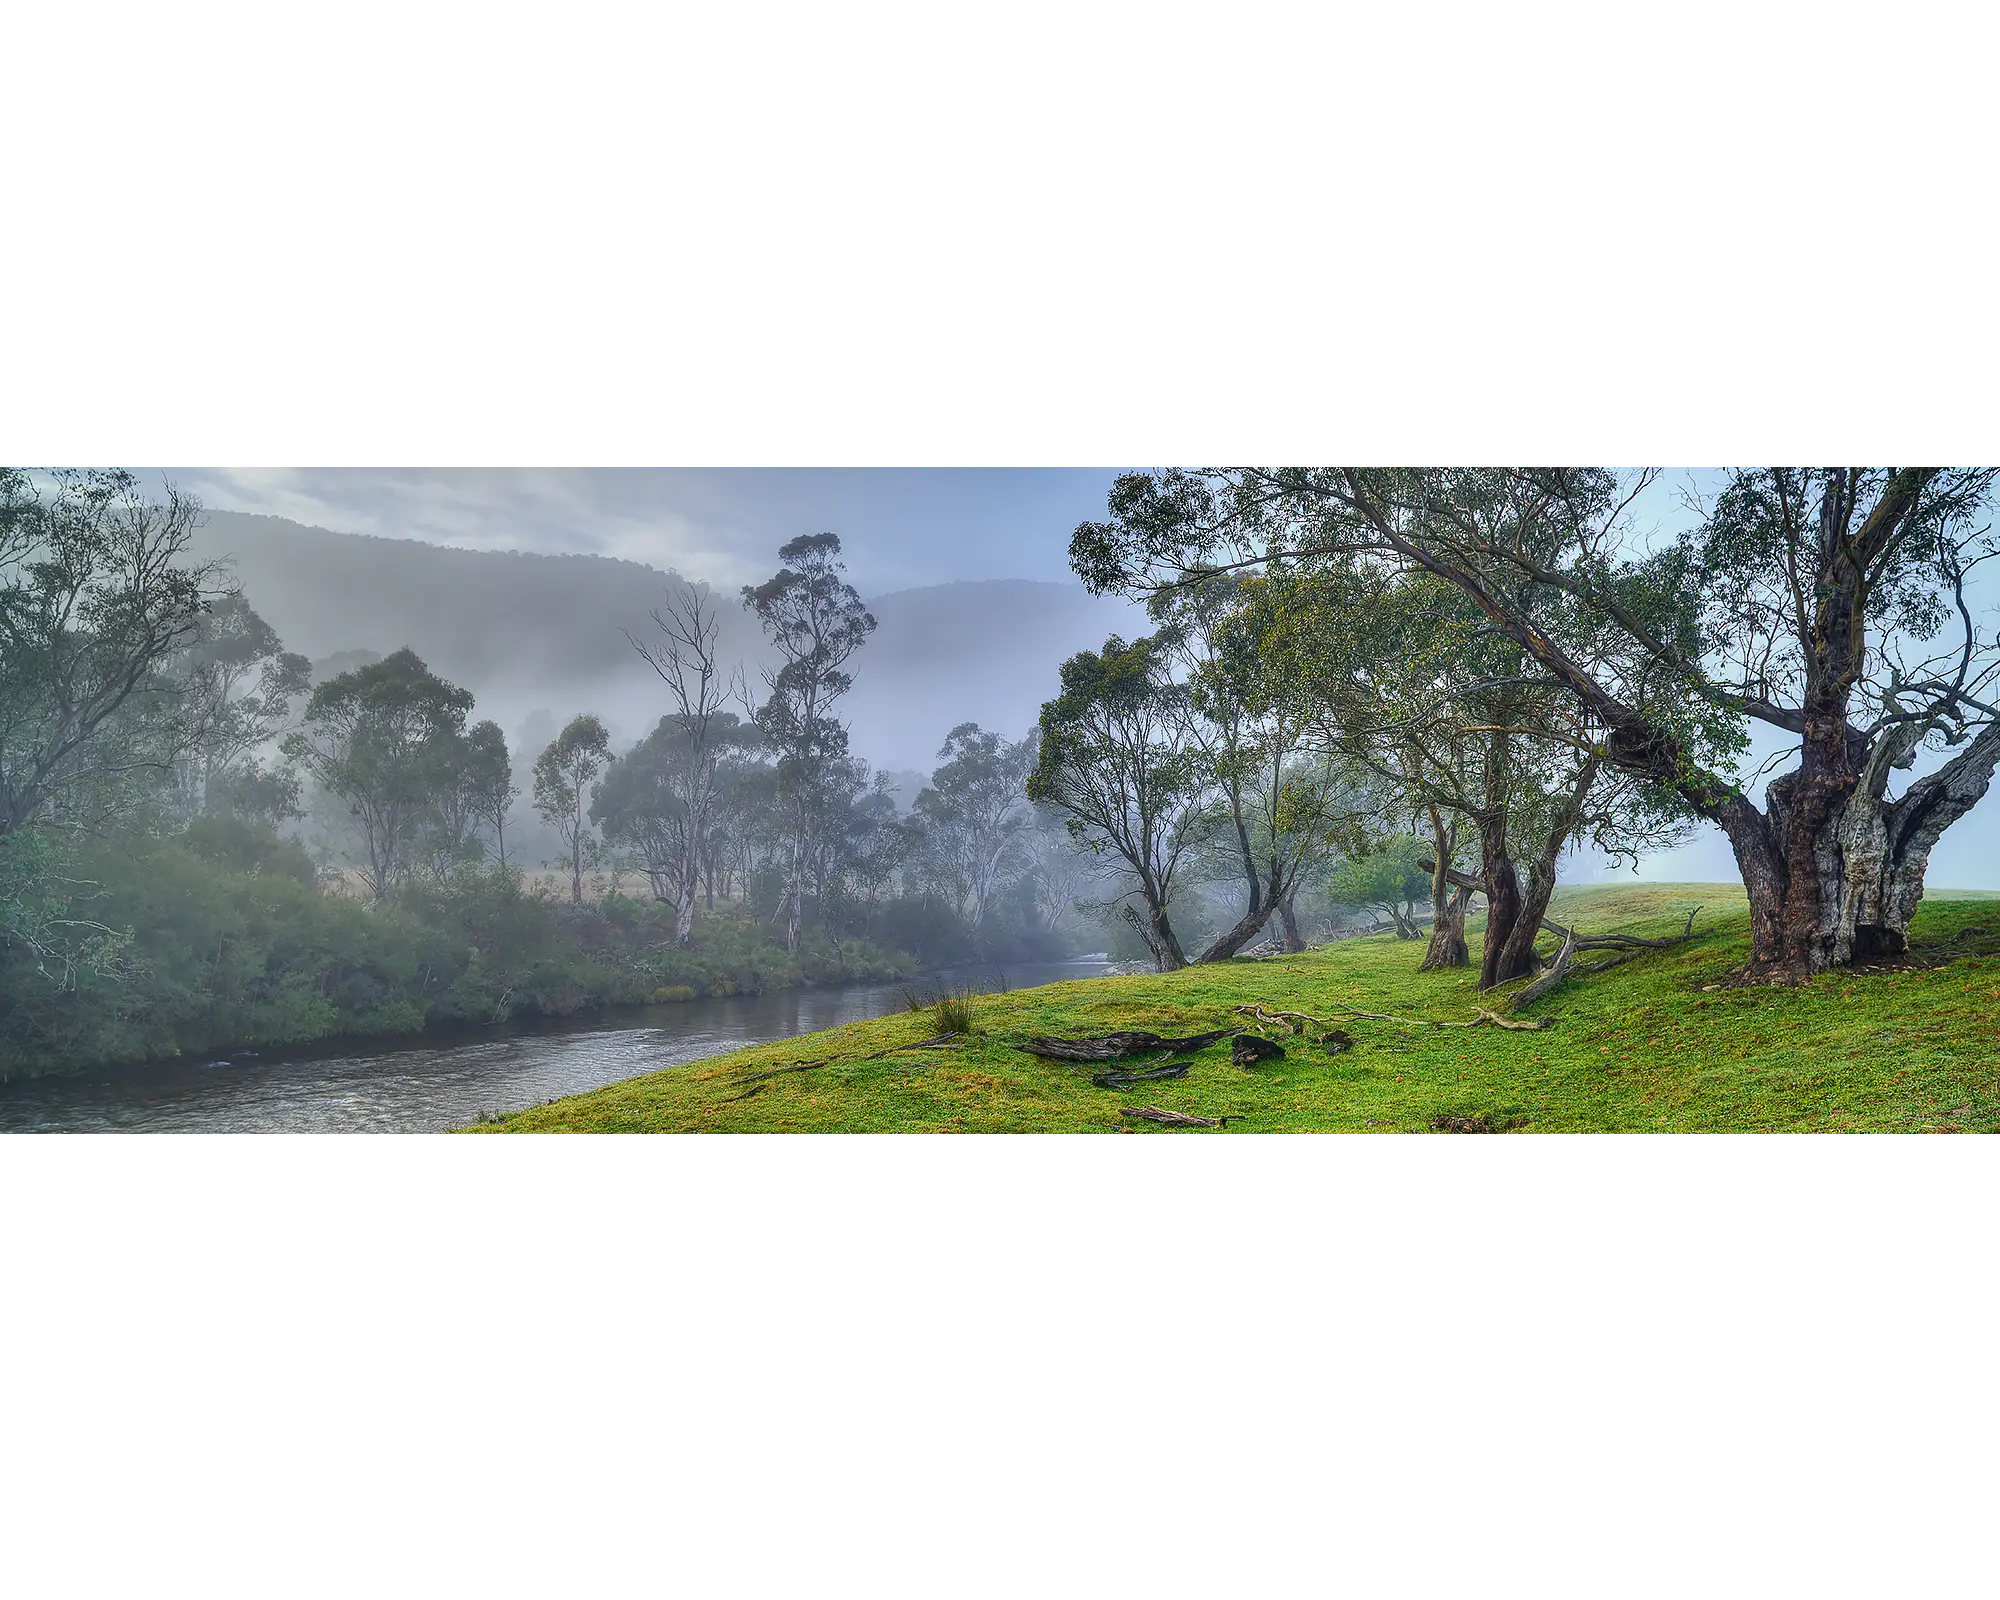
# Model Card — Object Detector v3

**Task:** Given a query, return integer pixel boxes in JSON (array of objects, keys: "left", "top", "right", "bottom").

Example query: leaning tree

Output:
[
  {"left": 1258, "top": 562, "right": 1691, "bottom": 985},
  {"left": 1075, "top": 467, "right": 2000, "bottom": 982},
  {"left": 1027, "top": 633, "right": 1212, "bottom": 971}
]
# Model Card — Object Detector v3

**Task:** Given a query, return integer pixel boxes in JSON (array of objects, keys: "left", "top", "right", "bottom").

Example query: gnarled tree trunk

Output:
[
  {"left": 1121, "top": 900, "right": 1189, "bottom": 972},
  {"left": 1722, "top": 719, "right": 2000, "bottom": 980},
  {"left": 1421, "top": 882, "right": 1472, "bottom": 970},
  {"left": 1278, "top": 893, "right": 1307, "bottom": 954}
]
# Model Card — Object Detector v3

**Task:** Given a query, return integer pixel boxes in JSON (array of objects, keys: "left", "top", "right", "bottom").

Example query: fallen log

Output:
[
  {"left": 1233, "top": 1033, "right": 1286, "bottom": 1068},
  {"left": 1019, "top": 1028, "right": 1237, "bottom": 1062},
  {"left": 1542, "top": 905, "right": 1703, "bottom": 951},
  {"left": 1510, "top": 907, "right": 1702, "bottom": 1010},
  {"left": 1120, "top": 1106, "right": 1234, "bottom": 1128},
  {"left": 1090, "top": 1062, "right": 1192, "bottom": 1089}
]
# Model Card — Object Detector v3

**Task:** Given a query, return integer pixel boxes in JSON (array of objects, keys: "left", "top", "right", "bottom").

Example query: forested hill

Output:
[{"left": 186, "top": 510, "right": 1140, "bottom": 768}]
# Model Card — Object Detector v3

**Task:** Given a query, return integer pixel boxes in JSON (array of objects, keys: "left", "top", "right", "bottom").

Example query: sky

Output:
[
  {"left": 166, "top": 468, "right": 1125, "bottom": 594},
  {"left": 161, "top": 467, "right": 2000, "bottom": 890}
]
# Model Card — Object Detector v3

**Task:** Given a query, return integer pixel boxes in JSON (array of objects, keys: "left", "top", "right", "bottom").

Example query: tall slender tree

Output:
[
  {"left": 533, "top": 713, "right": 614, "bottom": 904},
  {"left": 740, "top": 534, "right": 876, "bottom": 949}
]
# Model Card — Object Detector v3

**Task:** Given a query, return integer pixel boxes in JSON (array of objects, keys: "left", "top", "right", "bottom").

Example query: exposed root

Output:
[{"left": 1248, "top": 999, "right": 1550, "bottom": 1033}]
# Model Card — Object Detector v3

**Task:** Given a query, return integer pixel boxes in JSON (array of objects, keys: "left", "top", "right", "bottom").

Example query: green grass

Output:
[{"left": 470, "top": 883, "right": 2000, "bottom": 1134}]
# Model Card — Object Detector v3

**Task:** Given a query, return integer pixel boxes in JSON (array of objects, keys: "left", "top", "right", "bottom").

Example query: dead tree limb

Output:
[
  {"left": 1511, "top": 907, "right": 1702, "bottom": 1010},
  {"left": 1090, "top": 1062, "right": 1192, "bottom": 1089},
  {"left": 729, "top": 1057, "right": 834, "bottom": 1086},
  {"left": 1243, "top": 998, "right": 1548, "bottom": 1033},
  {"left": 1120, "top": 1106, "right": 1233, "bottom": 1128},
  {"left": 1542, "top": 905, "right": 1703, "bottom": 951},
  {"left": 1233, "top": 1033, "right": 1286, "bottom": 1067},
  {"left": 718, "top": 1084, "right": 768, "bottom": 1104},
  {"left": 1019, "top": 1029, "right": 1237, "bottom": 1062},
  {"left": 1508, "top": 927, "right": 1579, "bottom": 1010}
]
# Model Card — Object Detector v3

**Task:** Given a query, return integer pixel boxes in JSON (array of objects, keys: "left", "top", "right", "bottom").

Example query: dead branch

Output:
[
  {"left": 1232, "top": 1004, "right": 1354, "bottom": 1047},
  {"left": 1019, "top": 1029, "right": 1237, "bottom": 1062},
  {"left": 729, "top": 1057, "right": 834, "bottom": 1086},
  {"left": 1120, "top": 1106, "right": 1234, "bottom": 1128},
  {"left": 1430, "top": 1114, "right": 1494, "bottom": 1133},
  {"left": 1249, "top": 999, "right": 1550, "bottom": 1033},
  {"left": 1542, "top": 905, "right": 1703, "bottom": 951},
  {"left": 1512, "top": 907, "right": 1701, "bottom": 1009},
  {"left": 859, "top": 1032, "right": 965, "bottom": 1061},
  {"left": 1090, "top": 1062, "right": 1192, "bottom": 1089},
  {"left": 1508, "top": 927, "right": 1578, "bottom": 1010},
  {"left": 718, "top": 1084, "right": 767, "bottom": 1104}
]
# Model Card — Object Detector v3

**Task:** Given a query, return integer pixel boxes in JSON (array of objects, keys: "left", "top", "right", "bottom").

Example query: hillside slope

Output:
[
  {"left": 473, "top": 883, "right": 2000, "bottom": 1133},
  {"left": 187, "top": 511, "right": 1139, "bottom": 766}
]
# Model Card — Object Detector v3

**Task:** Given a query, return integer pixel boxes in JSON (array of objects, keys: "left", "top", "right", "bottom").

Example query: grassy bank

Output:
[{"left": 473, "top": 882, "right": 2000, "bottom": 1133}]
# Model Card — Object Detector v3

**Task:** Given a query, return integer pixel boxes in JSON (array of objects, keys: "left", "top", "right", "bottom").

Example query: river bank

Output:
[
  {"left": 476, "top": 885, "right": 2000, "bottom": 1134},
  {"left": 0, "top": 959, "right": 1115, "bottom": 1133}
]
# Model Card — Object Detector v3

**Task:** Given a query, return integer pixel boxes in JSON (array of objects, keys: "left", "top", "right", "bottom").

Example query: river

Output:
[{"left": 0, "top": 959, "right": 1116, "bottom": 1134}]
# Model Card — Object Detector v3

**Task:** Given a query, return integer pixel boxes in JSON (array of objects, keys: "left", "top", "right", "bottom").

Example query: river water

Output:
[{"left": 0, "top": 959, "right": 1115, "bottom": 1134}]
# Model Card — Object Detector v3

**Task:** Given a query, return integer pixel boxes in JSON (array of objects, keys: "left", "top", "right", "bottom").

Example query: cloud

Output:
[{"left": 168, "top": 467, "right": 770, "bottom": 587}]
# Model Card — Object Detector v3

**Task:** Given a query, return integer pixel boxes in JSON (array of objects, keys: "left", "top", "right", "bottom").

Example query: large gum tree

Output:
[{"left": 1075, "top": 467, "right": 2000, "bottom": 983}]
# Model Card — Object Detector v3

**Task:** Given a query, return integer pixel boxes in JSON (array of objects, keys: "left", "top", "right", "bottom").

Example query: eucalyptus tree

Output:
[
  {"left": 741, "top": 533, "right": 877, "bottom": 948},
  {"left": 282, "top": 648, "right": 475, "bottom": 900},
  {"left": 463, "top": 720, "right": 517, "bottom": 868},
  {"left": 1254, "top": 562, "right": 1691, "bottom": 984},
  {"left": 416, "top": 719, "right": 512, "bottom": 880},
  {"left": 1018, "top": 802, "right": 1098, "bottom": 936},
  {"left": 1080, "top": 467, "right": 2000, "bottom": 981},
  {"left": 1160, "top": 576, "right": 1356, "bottom": 961},
  {"left": 626, "top": 585, "right": 735, "bottom": 944},
  {"left": 913, "top": 722, "right": 1035, "bottom": 932},
  {"left": 1027, "top": 633, "right": 1212, "bottom": 971},
  {"left": 172, "top": 593, "right": 311, "bottom": 816},
  {"left": 533, "top": 713, "right": 615, "bottom": 904},
  {"left": 0, "top": 468, "right": 221, "bottom": 842}
]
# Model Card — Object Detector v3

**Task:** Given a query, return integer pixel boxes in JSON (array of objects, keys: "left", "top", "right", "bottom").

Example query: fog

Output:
[{"left": 178, "top": 471, "right": 2000, "bottom": 890}]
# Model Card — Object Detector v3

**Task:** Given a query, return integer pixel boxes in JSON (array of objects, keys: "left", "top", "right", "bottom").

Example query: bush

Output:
[{"left": 0, "top": 842, "right": 923, "bottom": 1081}]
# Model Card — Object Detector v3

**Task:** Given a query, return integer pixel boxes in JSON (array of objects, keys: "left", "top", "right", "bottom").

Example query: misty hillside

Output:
[{"left": 188, "top": 510, "right": 1141, "bottom": 769}]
